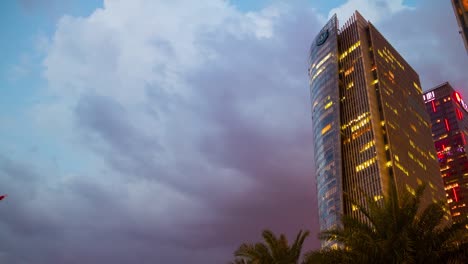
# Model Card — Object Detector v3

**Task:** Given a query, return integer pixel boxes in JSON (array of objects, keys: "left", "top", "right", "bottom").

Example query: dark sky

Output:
[{"left": 0, "top": 0, "right": 467, "bottom": 263}]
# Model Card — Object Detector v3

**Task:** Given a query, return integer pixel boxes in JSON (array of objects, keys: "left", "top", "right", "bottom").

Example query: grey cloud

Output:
[
  {"left": 67, "top": 4, "right": 322, "bottom": 263},
  {"left": 3, "top": 0, "right": 466, "bottom": 263},
  {"left": 75, "top": 94, "right": 163, "bottom": 157},
  {"left": 376, "top": 0, "right": 468, "bottom": 92}
]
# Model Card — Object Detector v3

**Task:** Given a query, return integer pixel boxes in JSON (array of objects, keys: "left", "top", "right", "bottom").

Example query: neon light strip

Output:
[
  {"left": 453, "top": 187, "right": 458, "bottom": 202},
  {"left": 431, "top": 100, "right": 436, "bottom": 112},
  {"left": 456, "top": 108, "right": 463, "bottom": 120},
  {"left": 463, "top": 133, "right": 467, "bottom": 145},
  {"left": 445, "top": 119, "right": 450, "bottom": 131}
]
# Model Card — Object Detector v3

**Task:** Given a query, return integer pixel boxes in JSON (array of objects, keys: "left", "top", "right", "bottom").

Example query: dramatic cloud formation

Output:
[
  {"left": 1, "top": 0, "right": 467, "bottom": 263},
  {"left": 330, "top": 0, "right": 411, "bottom": 23},
  {"left": 378, "top": 0, "right": 468, "bottom": 91}
]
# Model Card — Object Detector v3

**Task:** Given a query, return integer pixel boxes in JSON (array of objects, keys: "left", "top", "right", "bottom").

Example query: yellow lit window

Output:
[
  {"left": 356, "top": 157, "right": 377, "bottom": 172},
  {"left": 374, "top": 195, "right": 383, "bottom": 201},
  {"left": 417, "top": 178, "right": 422, "bottom": 185},
  {"left": 315, "top": 53, "right": 332, "bottom": 69},
  {"left": 406, "top": 184, "right": 416, "bottom": 196},
  {"left": 324, "top": 101, "right": 333, "bottom": 110},
  {"left": 351, "top": 117, "right": 370, "bottom": 132},
  {"left": 413, "top": 82, "right": 422, "bottom": 93},
  {"left": 321, "top": 124, "right": 332, "bottom": 135},
  {"left": 395, "top": 161, "right": 409, "bottom": 176},
  {"left": 360, "top": 140, "right": 375, "bottom": 153},
  {"left": 344, "top": 66, "right": 354, "bottom": 76},
  {"left": 339, "top": 41, "right": 360, "bottom": 60},
  {"left": 439, "top": 134, "right": 448, "bottom": 140},
  {"left": 311, "top": 66, "right": 325, "bottom": 81}
]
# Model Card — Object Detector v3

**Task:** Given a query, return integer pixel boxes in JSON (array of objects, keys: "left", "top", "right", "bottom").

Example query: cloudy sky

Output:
[{"left": 0, "top": 0, "right": 467, "bottom": 263}]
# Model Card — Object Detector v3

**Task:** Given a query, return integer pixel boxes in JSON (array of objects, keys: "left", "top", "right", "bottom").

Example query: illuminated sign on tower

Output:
[{"left": 454, "top": 91, "right": 468, "bottom": 113}]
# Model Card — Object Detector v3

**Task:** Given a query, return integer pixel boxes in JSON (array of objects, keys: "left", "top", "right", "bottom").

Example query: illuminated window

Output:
[
  {"left": 339, "top": 41, "right": 360, "bottom": 60},
  {"left": 413, "top": 82, "right": 422, "bottom": 93},
  {"left": 321, "top": 124, "right": 332, "bottom": 135},
  {"left": 395, "top": 161, "right": 409, "bottom": 176},
  {"left": 373, "top": 195, "right": 383, "bottom": 201},
  {"left": 315, "top": 53, "right": 332, "bottom": 70},
  {"left": 356, "top": 157, "right": 377, "bottom": 172},
  {"left": 351, "top": 117, "right": 371, "bottom": 132},
  {"left": 344, "top": 66, "right": 354, "bottom": 76},
  {"left": 311, "top": 66, "right": 325, "bottom": 81},
  {"left": 324, "top": 101, "right": 333, "bottom": 110},
  {"left": 406, "top": 185, "right": 416, "bottom": 196},
  {"left": 360, "top": 140, "right": 375, "bottom": 153},
  {"left": 439, "top": 134, "right": 448, "bottom": 140}
]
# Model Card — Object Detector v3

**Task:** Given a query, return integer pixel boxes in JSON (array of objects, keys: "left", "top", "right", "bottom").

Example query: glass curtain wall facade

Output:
[
  {"left": 309, "top": 12, "right": 448, "bottom": 247},
  {"left": 308, "top": 15, "right": 343, "bottom": 245},
  {"left": 424, "top": 82, "right": 468, "bottom": 223}
]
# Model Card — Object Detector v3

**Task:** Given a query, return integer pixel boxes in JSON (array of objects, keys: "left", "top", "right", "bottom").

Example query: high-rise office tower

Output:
[
  {"left": 308, "top": 11, "right": 447, "bottom": 245},
  {"left": 451, "top": 0, "right": 468, "bottom": 52},
  {"left": 424, "top": 82, "right": 468, "bottom": 223}
]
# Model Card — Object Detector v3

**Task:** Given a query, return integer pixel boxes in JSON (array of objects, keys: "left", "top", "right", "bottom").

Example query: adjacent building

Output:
[
  {"left": 451, "top": 0, "right": 468, "bottom": 52},
  {"left": 424, "top": 82, "right": 468, "bottom": 223},
  {"left": 308, "top": 11, "right": 448, "bottom": 246}
]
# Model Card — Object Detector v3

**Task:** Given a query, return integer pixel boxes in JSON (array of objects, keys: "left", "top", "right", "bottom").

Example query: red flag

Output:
[{"left": 0, "top": 194, "right": 7, "bottom": 201}]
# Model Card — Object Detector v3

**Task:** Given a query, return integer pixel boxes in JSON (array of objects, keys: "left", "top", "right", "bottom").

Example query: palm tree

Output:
[
  {"left": 231, "top": 229, "right": 310, "bottom": 264},
  {"left": 304, "top": 183, "right": 468, "bottom": 264}
]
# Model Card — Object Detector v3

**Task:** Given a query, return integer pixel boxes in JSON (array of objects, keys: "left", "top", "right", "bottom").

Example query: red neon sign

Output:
[
  {"left": 445, "top": 119, "right": 450, "bottom": 131},
  {"left": 431, "top": 100, "right": 436, "bottom": 112},
  {"left": 454, "top": 91, "right": 468, "bottom": 113},
  {"left": 456, "top": 108, "right": 463, "bottom": 120},
  {"left": 453, "top": 187, "right": 458, "bottom": 202}
]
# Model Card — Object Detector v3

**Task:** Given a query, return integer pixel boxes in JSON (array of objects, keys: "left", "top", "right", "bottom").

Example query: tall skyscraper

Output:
[
  {"left": 424, "top": 82, "right": 468, "bottom": 223},
  {"left": 451, "top": 0, "right": 468, "bottom": 52},
  {"left": 308, "top": 11, "right": 447, "bottom": 245}
]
